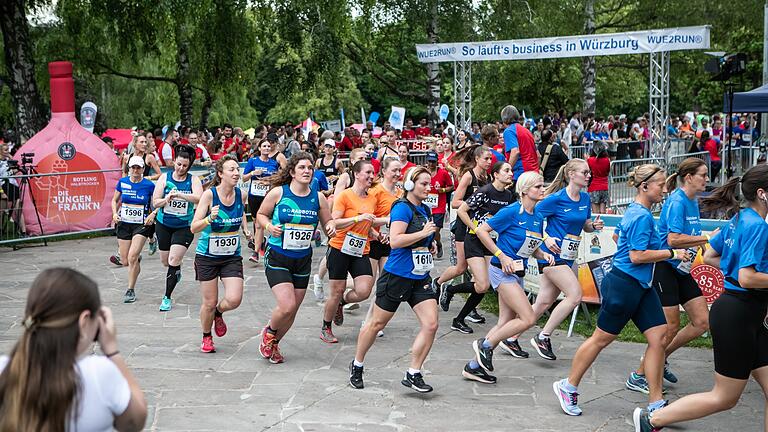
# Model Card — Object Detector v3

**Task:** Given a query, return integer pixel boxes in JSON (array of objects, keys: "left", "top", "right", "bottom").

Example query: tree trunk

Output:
[
  {"left": 425, "top": 1, "right": 440, "bottom": 127},
  {"left": 0, "top": 0, "right": 47, "bottom": 141},
  {"left": 581, "top": 0, "right": 596, "bottom": 115},
  {"left": 198, "top": 90, "right": 213, "bottom": 131},
  {"left": 175, "top": 27, "right": 194, "bottom": 129}
]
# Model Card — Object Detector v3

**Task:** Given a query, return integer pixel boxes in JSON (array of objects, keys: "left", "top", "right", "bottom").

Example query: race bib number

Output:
[
  {"left": 283, "top": 223, "right": 314, "bottom": 250},
  {"left": 379, "top": 223, "right": 389, "bottom": 236},
  {"left": 516, "top": 231, "right": 543, "bottom": 258},
  {"left": 209, "top": 231, "right": 239, "bottom": 256},
  {"left": 120, "top": 204, "right": 144, "bottom": 224},
  {"left": 341, "top": 231, "right": 367, "bottom": 257},
  {"left": 165, "top": 198, "right": 188, "bottom": 216},
  {"left": 250, "top": 181, "right": 269, "bottom": 197},
  {"left": 559, "top": 234, "right": 581, "bottom": 261},
  {"left": 412, "top": 247, "right": 434, "bottom": 275},
  {"left": 423, "top": 193, "right": 439, "bottom": 209},
  {"left": 676, "top": 247, "right": 699, "bottom": 274}
]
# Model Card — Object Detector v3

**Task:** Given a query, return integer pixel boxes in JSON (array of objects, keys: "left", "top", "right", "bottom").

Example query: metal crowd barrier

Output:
[
  {"left": 666, "top": 151, "right": 711, "bottom": 176},
  {"left": 607, "top": 157, "right": 665, "bottom": 211}
]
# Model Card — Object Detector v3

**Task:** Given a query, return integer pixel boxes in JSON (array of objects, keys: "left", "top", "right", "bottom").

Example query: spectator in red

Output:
[
  {"left": 425, "top": 151, "right": 453, "bottom": 258},
  {"left": 338, "top": 128, "right": 355, "bottom": 152},
  {"left": 501, "top": 104, "right": 539, "bottom": 180},
  {"left": 699, "top": 130, "right": 721, "bottom": 180},
  {"left": 401, "top": 118, "right": 417, "bottom": 140},
  {"left": 364, "top": 142, "right": 380, "bottom": 174},
  {"left": 587, "top": 141, "right": 610, "bottom": 214},
  {"left": 207, "top": 133, "right": 227, "bottom": 161},
  {"left": 415, "top": 118, "right": 431, "bottom": 137},
  {"left": 398, "top": 143, "right": 415, "bottom": 176}
]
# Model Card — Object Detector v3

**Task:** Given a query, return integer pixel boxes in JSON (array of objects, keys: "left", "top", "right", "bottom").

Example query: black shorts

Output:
[
  {"left": 464, "top": 234, "right": 491, "bottom": 259},
  {"left": 433, "top": 213, "right": 446, "bottom": 228},
  {"left": 194, "top": 254, "right": 243, "bottom": 281},
  {"left": 596, "top": 268, "right": 666, "bottom": 335},
  {"left": 264, "top": 248, "right": 312, "bottom": 289},
  {"left": 538, "top": 259, "right": 571, "bottom": 273},
  {"left": 710, "top": 290, "right": 768, "bottom": 379},
  {"left": 369, "top": 240, "right": 391, "bottom": 261},
  {"left": 247, "top": 195, "right": 265, "bottom": 218},
  {"left": 155, "top": 222, "right": 194, "bottom": 250},
  {"left": 652, "top": 261, "right": 703, "bottom": 307},
  {"left": 1, "top": 182, "right": 19, "bottom": 202},
  {"left": 375, "top": 270, "right": 436, "bottom": 313},
  {"left": 453, "top": 219, "right": 467, "bottom": 242},
  {"left": 116, "top": 222, "right": 155, "bottom": 241},
  {"left": 326, "top": 246, "right": 372, "bottom": 280}
]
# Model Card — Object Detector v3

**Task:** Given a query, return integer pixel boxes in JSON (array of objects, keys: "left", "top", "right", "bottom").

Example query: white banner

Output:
[
  {"left": 415, "top": 26, "right": 710, "bottom": 63},
  {"left": 389, "top": 106, "right": 406, "bottom": 131}
]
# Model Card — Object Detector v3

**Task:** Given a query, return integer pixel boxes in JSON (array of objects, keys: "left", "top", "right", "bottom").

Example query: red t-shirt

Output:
[
  {"left": 703, "top": 139, "right": 720, "bottom": 162},
  {"left": 401, "top": 129, "right": 416, "bottom": 140},
  {"left": 429, "top": 168, "right": 453, "bottom": 215},
  {"left": 415, "top": 127, "right": 431, "bottom": 137},
  {"left": 516, "top": 126, "right": 539, "bottom": 173},
  {"left": 339, "top": 136, "right": 354, "bottom": 152},
  {"left": 400, "top": 161, "right": 416, "bottom": 176},
  {"left": 587, "top": 156, "right": 610, "bottom": 192},
  {"left": 371, "top": 158, "right": 381, "bottom": 175}
]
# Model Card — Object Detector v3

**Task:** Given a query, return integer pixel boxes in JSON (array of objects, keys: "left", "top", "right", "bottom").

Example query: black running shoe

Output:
[
  {"left": 499, "top": 339, "right": 529, "bottom": 358},
  {"left": 462, "top": 362, "right": 497, "bottom": 384},
  {"left": 466, "top": 309, "right": 486, "bottom": 324},
  {"left": 349, "top": 361, "right": 364, "bottom": 389},
  {"left": 472, "top": 338, "right": 494, "bottom": 372},
  {"left": 530, "top": 336, "right": 557, "bottom": 361},
  {"left": 401, "top": 371, "right": 433, "bottom": 393},
  {"left": 436, "top": 243, "right": 443, "bottom": 259},
  {"left": 439, "top": 284, "right": 453, "bottom": 312},
  {"left": 450, "top": 318, "right": 473, "bottom": 334}
]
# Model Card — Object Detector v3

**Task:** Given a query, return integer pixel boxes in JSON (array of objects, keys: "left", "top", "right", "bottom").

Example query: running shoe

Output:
[
  {"left": 123, "top": 289, "right": 136, "bottom": 303},
  {"left": 247, "top": 239, "right": 255, "bottom": 250},
  {"left": 499, "top": 339, "right": 529, "bottom": 358},
  {"left": 472, "top": 338, "right": 494, "bottom": 372},
  {"left": 626, "top": 372, "right": 650, "bottom": 394},
  {"left": 466, "top": 309, "right": 486, "bottom": 324},
  {"left": 462, "top": 362, "right": 497, "bottom": 384},
  {"left": 530, "top": 336, "right": 557, "bottom": 361},
  {"left": 201, "top": 335, "right": 215, "bottom": 353},
  {"left": 438, "top": 283, "right": 453, "bottom": 311},
  {"left": 320, "top": 326, "right": 338, "bottom": 343},
  {"left": 349, "top": 361, "right": 364, "bottom": 389},
  {"left": 436, "top": 243, "right": 443, "bottom": 259},
  {"left": 401, "top": 371, "right": 433, "bottom": 393},
  {"left": 343, "top": 302, "right": 360, "bottom": 311},
  {"left": 313, "top": 274, "right": 325, "bottom": 301},
  {"left": 213, "top": 314, "right": 227, "bottom": 337},
  {"left": 663, "top": 361, "right": 678, "bottom": 384},
  {"left": 377, "top": 330, "right": 384, "bottom": 338},
  {"left": 553, "top": 379, "right": 582, "bottom": 416},
  {"left": 333, "top": 302, "right": 344, "bottom": 326},
  {"left": 248, "top": 252, "right": 259, "bottom": 263},
  {"left": 632, "top": 407, "right": 661, "bottom": 432},
  {"left": 159, "top": 296, "right": 172, "bottom": 312},
  {"left": 259, "top": 327, "right": 276, "bottom": 359},
  {"left": 269, "top": 343, "right": 284, "bottom": 364},
  {"left": 148, "top": 237, "right": 158, "bottom": 255},
  {"left": 450, "top": 318, "right": 473, "bottom": 334},
  {"left": 649, "top": 399, "right": 669, "bottom": 413},
  {"left": 109, "top": 255, "right": 122, "bottom": 266}
]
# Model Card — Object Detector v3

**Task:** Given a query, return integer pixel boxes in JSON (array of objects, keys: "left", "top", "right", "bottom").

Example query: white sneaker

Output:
[
  {"left": 343, "top": 302, "right": 360, "bottom": 311},
  {"left": 377, "top": 330, "right": 384, "bottom": 338},
  {"left": 313, "top": 274, "right": 325, "bottom": 300}
]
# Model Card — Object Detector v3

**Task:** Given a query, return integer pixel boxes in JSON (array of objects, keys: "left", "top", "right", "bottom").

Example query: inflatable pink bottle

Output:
[{"left": 20, "top": 61, "right": 121, "bottom": 235}]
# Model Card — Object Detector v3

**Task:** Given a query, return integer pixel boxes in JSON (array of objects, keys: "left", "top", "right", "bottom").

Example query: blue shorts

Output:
[
  {"left": 488, "top": 265, "right": 524, "bottom": 291},
  {"left": 596, "top": 268, "right": 666, "bottom": 335}
]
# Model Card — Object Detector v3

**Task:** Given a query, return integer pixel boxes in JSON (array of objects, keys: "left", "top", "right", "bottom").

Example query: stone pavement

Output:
[{"left": 0, "top": 236, "right": 764, "bottom": 431}]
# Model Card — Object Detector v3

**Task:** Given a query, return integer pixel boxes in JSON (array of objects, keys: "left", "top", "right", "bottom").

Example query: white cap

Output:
[
  {"left": 323, "top": 139, "right": 336, "bottom": 147},
  {"left": 619, "top": 114, "right": 627, "bottom": 119},
  {"left": 128, "top": 156, "right": 145, "bottom": 168}
]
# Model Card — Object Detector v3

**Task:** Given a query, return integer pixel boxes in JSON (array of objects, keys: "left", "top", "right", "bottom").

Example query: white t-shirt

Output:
[{"left": 0, "top": 355, "right": 130, "bottom": 431}]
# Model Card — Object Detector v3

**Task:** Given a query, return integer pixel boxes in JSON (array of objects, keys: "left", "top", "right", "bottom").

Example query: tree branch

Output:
[
  {"left": 341, "top": 48, "right": 429, "bottom": 103},
  {"left": 91, "top": 61, "right": 177, "bottom": 84},
  {"left": 347, "top": 39, "right": 424, "bottom": 87}
]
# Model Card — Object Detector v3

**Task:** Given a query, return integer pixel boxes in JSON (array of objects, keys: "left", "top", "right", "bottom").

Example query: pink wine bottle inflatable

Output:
[{"left": 21, "top": 61, "right": 120, "bottom": 235}]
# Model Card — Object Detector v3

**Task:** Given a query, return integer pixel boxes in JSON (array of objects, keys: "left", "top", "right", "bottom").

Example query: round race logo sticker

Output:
[
  {"left": 58, "top": 142, "right": 76, "bottom": 160},
  {"left": 690, "top": 264, "right": 725, "bottom": 304}
]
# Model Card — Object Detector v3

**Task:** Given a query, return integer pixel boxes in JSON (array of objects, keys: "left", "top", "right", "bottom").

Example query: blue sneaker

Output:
[
  {"left": 159, "top": 296, "right": 172, "bottom": 311},
  {"left": 626, "top": 372, "right": 650, "bottom": 394},
  {"left": 553, "top": 379, "right": 582, "bottom": 416},
  {"left": 633, "top": 407, "right": 662, "bottom": 431},
  {"left": 663, "top": 361, "right": 678, "bottom": 384},
  {"left": 148, "top": 237, "right": 158, "bottom": 255}
]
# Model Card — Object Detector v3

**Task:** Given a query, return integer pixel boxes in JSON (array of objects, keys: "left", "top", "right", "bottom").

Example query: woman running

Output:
[
  {"left": 242, "top": 139, "right": 281, "bottom": 263},
  {"left": 152, "top": 150, "right": 203, "bottom": 311},
  {"left": 257, "top": 152, "right": 335, "bottom": 363},
  {"left": 627, "top": 158, "right": 713, "bottom": 393},
  {"left": 633, "top": 164, "right": 768, "bottom": 431},
  {"left": 120, "top": 134, "right": 162, "bottom": 181},
  {"left": 320, "top": 159, "right": 381, "bottom": 343},
  {"left": 554, "top": 164, "right": 690, "bottom": 417},
  {"left": 191, "top": 155, "right": 252, "bottom": 353},
  {"left": 111, "top": 156, "right": 158, "bottom": 304},
  {"left": 425, "top": 151, "right": 453, "bottom": 259},
  {"left": 316, "top": 139, "right": 344, "bottom": 188},
  {"left": 511, "top": 159, "right": 603, "bottom": 361},
  {"left": 462, "top": 171, "right": 554, "bottom": 383},
  {"left": 349, "top": 166, "right": 439, "bottom": 392},
  {"left": 448, "top": 161, "right": 515, "bottom": 335}
]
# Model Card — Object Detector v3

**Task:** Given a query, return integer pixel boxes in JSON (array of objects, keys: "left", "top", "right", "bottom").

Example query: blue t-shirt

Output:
[
  {"left": 115, "top": 176, "right": 155, "bottom": 222},
  {"left": 487, "top": 202, "right": 543, "bottom": 267},
  {"left": 196, "top": 188, "right": 245, "bottom": 258},
  {"left": 267, "top": 184, "right": 320, "bottom": 258},
  {"left": 383, "top": 201, "right": 435, "bottom": 280},
  {"left": 659, "top": 188, "right": 701, "bottom": 271},
  {"left": 536, "top": 188, "right": 591, "bottom": 265},
  {"left": 709, "top": 208, "right": 768, "bottom": 292},
  {"left": 156, "top": 173, "right": 195, "bottom": 228},
  {"left": 503, "top": 124, "right": 524, "bottom": 178},
  {"left": 612, "top": 202, "right": 663, "bottom": 288},
  {"left": 243, "top": 156, "right": 279, "bottom": 196},
  {"left": 312, "top": 170, "right": 329, "bottom": 192}
]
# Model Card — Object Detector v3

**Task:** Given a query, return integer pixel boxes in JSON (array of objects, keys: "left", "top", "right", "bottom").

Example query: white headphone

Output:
[{"left": 403, "top": 167, "right": 417, "bottom": 192}]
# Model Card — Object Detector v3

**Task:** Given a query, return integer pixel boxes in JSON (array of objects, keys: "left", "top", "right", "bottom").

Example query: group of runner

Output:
[{"left": 107, "top": 123, "right": 768, "bottom": 429}]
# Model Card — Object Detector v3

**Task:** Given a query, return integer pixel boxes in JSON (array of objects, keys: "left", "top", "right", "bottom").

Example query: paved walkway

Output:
[{"left": 0, "top": 236, "right": 764, "bottom": 431}]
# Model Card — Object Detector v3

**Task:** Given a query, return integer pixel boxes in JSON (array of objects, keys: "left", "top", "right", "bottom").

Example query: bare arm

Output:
[
  {"left": 186, "top": 176, "right": 203, "bottom": 204},
  {"left": 629, "top": 248, "right": 688, "bottom": 264},
  {"left": 152, "top": 174, "right": 169, "bottom": 208},
  {"left": 388, "top": 219, "right": 436, "bottom": 249},
  {"left": 145, "top": 155, "right": 162, "bottom": 180},
  {"left": 111, "top": 190, "right": 121, "bottom": 223},
  {"left": 507, "top": 147, "right": 519, "bottom": 167},
  {"left": 703, "top": 244, "right": 721, "bottom": 268},
  {"left": 190, "top": 190, "right": 213, "bottom": 234},
  {"left": 451, "top": 172, "right": 471, "bottom": 209},
  {"left": 738, "top": 267, "right": 768, "bottom": 289},
  {"left": 456, "top": 202, "right": 474, "bottom": 229}
]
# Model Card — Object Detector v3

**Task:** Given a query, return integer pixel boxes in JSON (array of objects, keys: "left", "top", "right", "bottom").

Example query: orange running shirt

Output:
[{"left": 329, "top": 188, "right": 379, "bottom": 255}]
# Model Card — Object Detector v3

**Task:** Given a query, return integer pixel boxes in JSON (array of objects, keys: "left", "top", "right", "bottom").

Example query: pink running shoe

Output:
[
  {"left": 201, "top": 335, "right": 215, "bottom": 353},
  {"left": 214, "top": 314, "right": 227, "bottom": 337},
  {"left": 259, "top": 327, "right": 276, "bottom": 359},
  {"left": 269, "top": 343, "right": 284, "bottom": 364}
]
